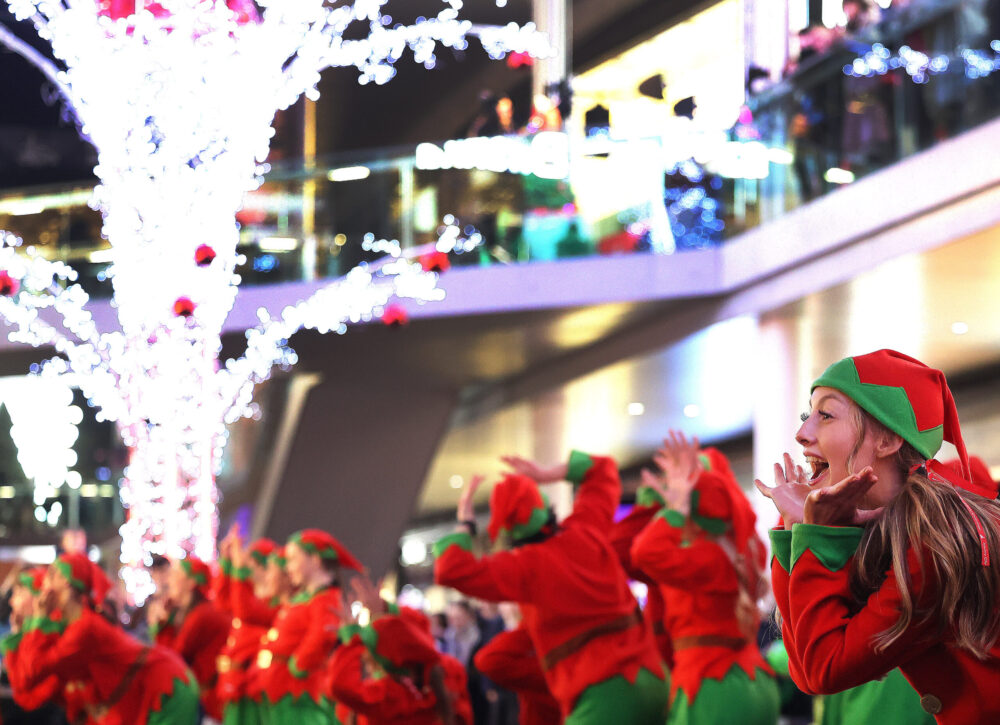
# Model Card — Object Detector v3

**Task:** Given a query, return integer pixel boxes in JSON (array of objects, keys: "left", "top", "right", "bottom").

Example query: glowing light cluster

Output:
[
  {"left": 0, "top": 0, "right": 541, "bottom": 602},
  {"left": 845, "top": 41, "right": 1000, "bottom": 83}
]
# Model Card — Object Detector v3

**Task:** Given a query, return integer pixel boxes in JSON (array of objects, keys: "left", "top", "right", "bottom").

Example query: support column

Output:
[{"left": 532, "top": 0, "right": 570, "bottom": 106}]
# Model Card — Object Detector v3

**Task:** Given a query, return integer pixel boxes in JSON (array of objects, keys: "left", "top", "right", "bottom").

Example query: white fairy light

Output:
[{"left": 0, "top": 0, "right": 539, "bottom": 603}]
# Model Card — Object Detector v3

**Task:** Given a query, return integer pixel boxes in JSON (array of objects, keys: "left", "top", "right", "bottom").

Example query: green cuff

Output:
[
  {"left": 386, "top": 601, "right": 400, "bottom": 615},
  {"left": 23, "top": 616, "right": 67, "bottom": 636},
  {"left": 790, "top": 523, "right": 864, "bottom": 572},
  {"left": 233, "top": 565, "right": 253, "bottom": 582},
  {"left": 769, "top": 528, "right": 793, "bottom": 572},
  {"left": 433, "top": 532, "right": 473, "bottom": 558},
  {"left": 635, "top": 486, "right": 665, "bottom": 508},
  {"left": 288, "top": 656, "right": 308, "bottom": 679},
  {"left": 658, "top": 508, "right": 686, "bottom": 528},
  {"left": 219, "top": 557, "right": 233, "bottom": 576},
  {"left": 0, "top": 632, "right": 22, "bottom": 655},
  {"left": 338, "top": 623, "right": 363, "bottom": 646},
  {"left": 566, "top": 450, "right": 595, "bottom": 486}
]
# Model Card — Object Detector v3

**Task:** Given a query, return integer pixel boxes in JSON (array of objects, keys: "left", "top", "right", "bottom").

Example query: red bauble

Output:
[
  {"left": 0, "top": 271, "right": 19, "bottom": 297},
  {"left": 381, "top": 304, "right": 409, "bottom": 327},
  {"left": 419, "top": 251, "right": 450, "bottom": 273},
  {"left": 173, "top": 297, "right": 196, "bottom": 317},
  {"left": 195, "top": 244, "right": 216, "bottom": 266}
]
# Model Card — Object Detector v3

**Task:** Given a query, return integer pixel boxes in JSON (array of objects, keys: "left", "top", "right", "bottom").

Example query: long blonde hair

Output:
[{"left": 846, "top": 407, "right": 1000, "bottom": 658}]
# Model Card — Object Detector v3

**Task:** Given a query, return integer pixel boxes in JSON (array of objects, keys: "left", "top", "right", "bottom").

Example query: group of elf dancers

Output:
[{"left": 5, "top": 348, "right": 1000, "bottom": 725}]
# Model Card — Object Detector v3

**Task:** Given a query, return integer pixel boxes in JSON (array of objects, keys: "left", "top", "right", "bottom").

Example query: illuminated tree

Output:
[{"left": 0, "top": 0, "right": 541, "bottom": 600}]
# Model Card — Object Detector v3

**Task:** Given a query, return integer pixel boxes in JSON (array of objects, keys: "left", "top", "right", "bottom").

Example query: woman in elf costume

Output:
[
  {"left": 258, "top": 529, "right": 360, "bottom": 725},
  {"left": 154, "top": 556, "right": 232, "bottom": 720},
  {"left": 328, "top": 607, "right": 460, "bottom": 724},
  {"left": 756, "top": 349, "right": 1000, "bottom": 724},
  {"left": 433, "top": 456, "right": 669, "bottom": 725},
  {"left": 472, "top": 620, "right": 562, "bottom": 725},
  {"left": 12, "top": 552, "right": 199, "bottom": 724},
  {"left": 631, "top": 432, "right": 779, "bottom": 724},
  {"left": 215, "top": 530, "right": 279, "bottom": 725}
]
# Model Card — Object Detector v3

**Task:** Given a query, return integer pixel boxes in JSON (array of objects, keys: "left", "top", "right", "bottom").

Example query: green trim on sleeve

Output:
[
  {"left": 338, "top": 623, "right": 363, "bottom": 646},
  {"left": 692, "top": 513, "right": 728, "bottom": 536},
  {"left": 23, "top": 616, "right": 67, "bottom": 636},
  {"left": 659, "top": 508, "right": 686, "bottom": 528},
  {"left": 0, "top": 631, "right": 23, "bottom": 655},
  {"left": 635, "top": 486, "right": 665, "bottom": 508},
  {"left": 566, "top": 450, "right": 595, "bottom": 486},
  {"left": 219, "top": 557, "right": 233, "bottom": 576},
  {"left": 769, "top": 528, "right": 793, "bottom": 572},
  {"left": 233, "top": 565, "right": 253, "bottom": 582},
  {"left": 790, "top": 524, "right": 864, "bottom": 572},
  {"left": 287, "top": 656, "right": 308, "bottom": 679},
  {"left": 432, "top": 532, "right": 474, "bottom": 558}
]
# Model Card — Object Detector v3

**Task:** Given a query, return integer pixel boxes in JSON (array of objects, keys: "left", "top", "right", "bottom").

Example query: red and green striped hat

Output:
[
  {"left": 17, "top": 567, "right": 47, "bottom": 594},
  {"left": 179, "top": 557, "right": 212, "bottom": 595},
  {"left": 487, "top": 474, "right": 550, "bottom": 542},
  {"left": 53, "top": 553, "right": 111, "bottom": 605},
  {"left": 248, "top": 538, "right": 277, "bottom": 567},
  {"left": 288, "top": 530, "right": 363, "bottom": 571},
  {"left": 812, "top": 349, "right": 994, "bottom": 498}
]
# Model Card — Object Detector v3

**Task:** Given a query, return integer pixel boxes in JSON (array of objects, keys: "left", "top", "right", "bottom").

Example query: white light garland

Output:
[{"left": 0, "top": 0, "right": 541, "bottom": 602}]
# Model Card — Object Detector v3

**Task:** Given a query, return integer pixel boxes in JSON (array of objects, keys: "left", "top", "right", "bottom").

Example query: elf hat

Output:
[
  {"left": 487, "top": 474, "right": 550, "bottom": 542},
  {"left": 397, "top": 605, "right": 433, "bottom": 635},
  {"left": 370, "top": 615, "right": 441, "bottom": 671},
  {"left": 249, "top": 539, "right": 277, "bottom": 567},
  {"left": 288, "top": 530, "right": 363, "bottom": 571},
  {"left": 17, "top": 567, "right": 47, "bottom": 595},
  {"left": 179, "top": 557, "right": 213, "bottom": 596},
  {"left": 691, "top": 448, "right": 764, "bottom": 570},
  {"left": 53, "top": 553, "right": 111, "bottom": 606},
  {"left": 812, "top": 349, "right": 996, "bottom": 498},
  {"left": 269, "top": 546, "right": 287, "bottom": 567}
]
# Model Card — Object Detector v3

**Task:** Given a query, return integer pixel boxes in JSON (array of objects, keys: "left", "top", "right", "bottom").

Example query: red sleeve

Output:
[
  {"left": 231, "top": 577, "right": 277, "bottom": 626},
  {"left": 433, "top": 533, "right": 534, "bottom": 603},
  {"left": 3, "top": 631, "right": 63, "bottom": 711},
  {"left": 768, "top": 528, "right": 809, "bottom": 686},
  {"left": 17, "top": 618, "right": 94, "bottom": 688},
  {"left": 173, "top": 603, "right": 231, "bottom": 671},
  {"left": 213, "top": 559, "right": 233, "bottom": 611},
  {"left": 631, "top": 513, "right": 736, "bottom": 590},
  {"left": 289, "top": 591, "right": 342, "bottom": 676},
  {"left": 609, "top": 504, "right": 659, "bottom": 581},
  {"left": 473, "top": 628, "right": 550, "bottom": 696},
  {"left": 782, "top": 524, "right": 936, "bottom": 694},
  {"left": 564, "top": 452, "right": 621, "bottom": 531}
]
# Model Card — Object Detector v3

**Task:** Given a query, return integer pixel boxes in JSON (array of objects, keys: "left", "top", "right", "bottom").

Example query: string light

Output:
[
  {"left": 844, "top": 41, "right": 1000, "bottom": 83},
  {"left": 0, "top": 0, "right": 536, "bottom": 603}
]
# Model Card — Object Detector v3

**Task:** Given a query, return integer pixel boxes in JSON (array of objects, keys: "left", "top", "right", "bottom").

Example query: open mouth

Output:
[{"left": 805, "top": 457, "right": 829, "bottom": 484}]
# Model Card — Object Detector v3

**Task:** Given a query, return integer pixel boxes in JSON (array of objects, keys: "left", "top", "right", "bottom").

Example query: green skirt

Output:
[
  {"left": 224, "top": 697, "right": 266, "bottom": 725},
  {"left": 261, "top": 693, "right": 340, "bottom": 725},
  {"left": 148, "top": 674, "right": 200, "bottom": 725},
  {"left": 668, "top": 666, "right": 779, "bottom": 725},
  {"left": 565, "top": 667, "right": 671, "bottom": 725}
]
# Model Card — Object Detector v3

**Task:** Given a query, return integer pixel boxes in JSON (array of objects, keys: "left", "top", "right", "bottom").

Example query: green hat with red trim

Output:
[
  {"left": 487, "top": 474, "right": 550, "bottom": 542},
  {"left": 17, "top": 567, "right": 47, "bottom": 594},
  {"left": 248, "top": 538, "right": 277, "bottom": 567},
  {"left": 53, "top": 553, "right": 111, "bottom": 606},
  {"left": 812, "top": 349, "right": 996, "bottom": 498},
  {"left": 179, "top": 557, "right": 212, "bottom": 595},
  {"left": 288, "top": 529, "right": 363, "bottom": 571}
]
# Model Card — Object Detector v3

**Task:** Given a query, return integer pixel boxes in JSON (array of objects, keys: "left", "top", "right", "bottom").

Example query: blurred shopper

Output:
[
  {"left": 258, "top": 529, "right": 360, "bottom": 725},
  {"left": 434, "top": 456, "right": 669, "bottom": 724},
  {"left": 632, "top": 432, "right": 779, "bottom": 724},
  {"left": 757, "top": 350, "right": 1000, "bottom": 724},
  {"left": 6, "top": 552, "right": 199, "bottom": 724},
  {"left": 840, "top": 0, "right": 892, "bottom": 173},
  {"left": 154, "top": 556, "right": 231, "bottom": 721}
]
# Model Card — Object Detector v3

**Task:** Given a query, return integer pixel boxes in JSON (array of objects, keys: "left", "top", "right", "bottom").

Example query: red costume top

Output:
[
  {"left": 155, "top": 598, "right": 230, "bottom": 719},
  {"left": 609, "top": 490, "right": 674, "bottom": 667},
  {"left": 256, "top": 587, "right": 343, "bottom": 704},
  {"left": 472, "top": 626, "right": 562, "bottom": 725},
  {"left": 631, "top": 456, "right": 772, "bottom": 704},
  {"left": 771, "top": 523, "right": 1000, "bottom": 724},
  {"left": 15, "top": 608, "right": 192, "bottom": 725},
  {"left": 214, "top": 555, "right": 276, "bottom": 706},
  {"left": 434, "top": 451, "right": 665, "bottom": 715}
]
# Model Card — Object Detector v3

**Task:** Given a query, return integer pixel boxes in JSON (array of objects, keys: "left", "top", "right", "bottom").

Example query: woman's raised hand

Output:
[
  {"left": 500, "top": 455, "right": 568, "bottom": 485},
  {"left": 804, "top": 467, "right": 883, "bottom": 526},
  {"left": 653, "top": 430, "right": 702, "bottom": 515},
  {"left": 755, "top": 453, "right": 812, "bottom": 526},
  {"left": 457, "top": 474, "right": 486, "bottom": 523}
]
